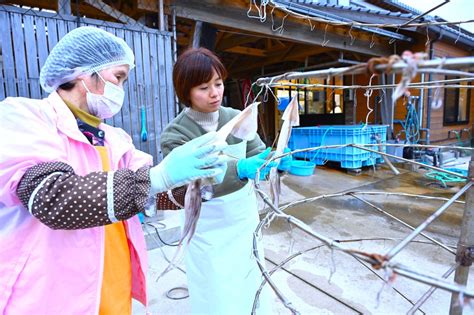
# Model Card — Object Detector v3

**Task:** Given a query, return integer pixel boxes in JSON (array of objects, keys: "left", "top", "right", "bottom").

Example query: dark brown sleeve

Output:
[
  {"left": 156, "top": 186, "right": 186, "bottom": 210},
  {"left": 16, "top": 161, "right": 151, "bottom": 230}
]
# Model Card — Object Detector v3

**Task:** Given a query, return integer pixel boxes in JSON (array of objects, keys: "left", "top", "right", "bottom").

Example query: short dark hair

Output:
[
  {"left": 58, "top": 81, "right": 76, "bottom": 91},
  {"left": 173, "top": 47, "right": 227, "bottom": 107}
]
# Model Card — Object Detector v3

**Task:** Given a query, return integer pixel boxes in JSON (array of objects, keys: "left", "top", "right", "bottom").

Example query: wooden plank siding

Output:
[
  {"left": 163, "top": 35, "right": 176, "bottom": 122},
  {"left": 148, "top": 32, "right": 163, "bottom": 154},
  {"left": 0, "top": 10, "right": 16, "bottom": 97},
  {"left": 23, "top": 15, "right": 42, "bottom": 99},
  {"left": 0, "top": 5, "right": 176, "bottom": 163},
  {"left": 425, "top": 41, "right": 473, "bottom": 145}
]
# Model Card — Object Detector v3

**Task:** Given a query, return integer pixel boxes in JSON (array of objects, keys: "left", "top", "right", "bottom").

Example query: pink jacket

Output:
[{"left": 0, "top": 92, "right": 152, "bottom": 314}]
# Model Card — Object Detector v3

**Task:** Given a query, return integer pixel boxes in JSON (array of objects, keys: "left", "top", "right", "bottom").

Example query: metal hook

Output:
[
  {"left": 247, "top": 0, "right": 267, "bottom": 22},
  {"left": 363, "top": 74, "right": 376, "bottom": 127},
  {"left": 455, "top": 23, "right": 461, "bottom": 44},
  {"left": 348, "top": 24, "right": 355, "bottom": 45},
  {"left": 425, "top": 26, "right": 431, "bottom": 47},
  {"left": 369, "top": 32, "right": 376, "bottom": 48},
  {"left": 271, "top": 5, "right": 289, "bottom": 34},
  {"left": 321, "top": 24, "right": 330, "bottom": 47},
  {"left": 307, "top": 18, "right": 315, "bottom": 31},
  {"left": 389, "top": 26, "right": 400, "bottom": 45}
]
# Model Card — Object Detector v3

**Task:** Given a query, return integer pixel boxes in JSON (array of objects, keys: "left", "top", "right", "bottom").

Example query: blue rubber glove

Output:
[
  {"left": 277, "top": 147, "right": 293, "bottom": 172},
  {"left": 150, "top": 132, "right": 228, "bottom": 193},
  {"left": 211, "top": 160, "right": 228, "bottom": 185},
  {"left": 237, "top": 147, "right": 278, "bottom": 181}
]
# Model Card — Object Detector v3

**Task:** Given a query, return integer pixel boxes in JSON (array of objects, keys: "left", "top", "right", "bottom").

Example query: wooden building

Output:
[{"left": 167, "top": 0, "right": 474, "bottom": 146}]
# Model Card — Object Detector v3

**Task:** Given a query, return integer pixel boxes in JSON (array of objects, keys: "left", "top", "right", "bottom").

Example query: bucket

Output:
[{"left": 289, "top": 160, "right": 316, "bottom": 176}]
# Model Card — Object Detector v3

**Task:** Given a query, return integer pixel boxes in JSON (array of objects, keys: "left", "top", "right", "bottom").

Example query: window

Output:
[
  {"left": 327, "top": 76, "right": 343, "bottom": 114},
  {"left": 274, "top": 76, "right": 344, "bottom": 115},
  {"left": 443, "top": 76, "right": 471, "bottom": 125},
  {"left": 307, "top": 78, "right": 325, "bottom": 114}
]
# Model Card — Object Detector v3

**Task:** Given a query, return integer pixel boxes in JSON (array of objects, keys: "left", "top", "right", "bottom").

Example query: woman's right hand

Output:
[
  {"left": 236, "top": 147, "right": 278, "bottom": 181},
  {"left": 149, "top": 132, "right": 228, "bottom": 193}
]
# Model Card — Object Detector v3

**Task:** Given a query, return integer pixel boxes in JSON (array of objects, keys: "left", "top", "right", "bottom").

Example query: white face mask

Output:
[{"left": 81, "top": 72, "right": 125, "bottom": 119}]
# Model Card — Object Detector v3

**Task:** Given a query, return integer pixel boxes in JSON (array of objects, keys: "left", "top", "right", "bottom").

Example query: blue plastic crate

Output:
[{"left": 288, "top": 125, "right": 388, "bottom": 169}]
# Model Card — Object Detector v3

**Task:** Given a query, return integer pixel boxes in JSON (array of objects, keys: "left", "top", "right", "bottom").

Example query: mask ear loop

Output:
[
  {"left": 82, "top": 71, "right": 107, "bottom": 94},
  {"left": 81, "top": 80, "right": 91, "bottom": 93},
  {"left": 94, "top": 71, "right": 107, "bottom": 84}
]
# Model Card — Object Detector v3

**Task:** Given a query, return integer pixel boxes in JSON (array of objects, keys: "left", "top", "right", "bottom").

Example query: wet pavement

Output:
[{"left": 134, "top": 163, "right": 474, "bottom": 315}]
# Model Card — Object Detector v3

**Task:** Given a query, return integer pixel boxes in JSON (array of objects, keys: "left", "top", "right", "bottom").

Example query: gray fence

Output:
[{"left": 0, "top": 5, "right": 176, "bottom": 162}]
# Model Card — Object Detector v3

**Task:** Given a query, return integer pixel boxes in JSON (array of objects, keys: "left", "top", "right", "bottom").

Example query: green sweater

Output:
[{"left": 160, "top": 106, "right": 266, "bottom": 198}]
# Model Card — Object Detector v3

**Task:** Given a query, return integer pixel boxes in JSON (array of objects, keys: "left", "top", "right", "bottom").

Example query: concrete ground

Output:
[{"left": 134, "top": 162, "right": 474, "bottom": 315}]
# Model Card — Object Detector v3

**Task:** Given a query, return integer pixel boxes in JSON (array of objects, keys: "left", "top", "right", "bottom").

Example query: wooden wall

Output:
[
  {"left": 0, "top": 5, "right": 176, "bottom": 163},
  {"left": 425, "top": 41, "right": 473, "bottom": 145}
]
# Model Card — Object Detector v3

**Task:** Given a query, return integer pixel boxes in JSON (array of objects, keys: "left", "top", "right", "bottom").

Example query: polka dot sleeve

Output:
[
  {"left": 156, "top": 186, "right": 186, "bottom": 210},
  {"left": 16, "top": 161, "right": 151, "bottom": 230}
]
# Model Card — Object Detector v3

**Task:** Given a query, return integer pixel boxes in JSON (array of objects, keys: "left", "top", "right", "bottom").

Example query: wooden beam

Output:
[
  {"left": 177, "top": 35, "right": 189, "bottom": 46},
  {"left": 84, "top": 0, "right": 138, "bottom": 25},
  {"left": 217, "top": 34, "right": 257, "bottom": 51},
  {"left": 280, "top": 43, "right": 296, "bottom": 61},
  {"left": 191, "top": 20, "right": 203, "bottom": 48},
  {"left": 266, "top": 38, "right": 273, "bottom": 50},
  {"left": 224, "top": 46, "right": 266, "bottom": 57},
  {"left": 159, "top": 0, "right": 164, "bottom": 31},
  {"left": 230, "top": 45, "right": 332, "bottom": 75},
  {"left": 274, "top": 40, "right": 287, "bottom": 48},
  {"left": 279, "top": 45, "right": 331, "bottom": 62},
  {"left": 173, "top": 0, "right": 391, "bottom": 56},
  {"left": 227, "top": 55, "right": 241, "bottom": 71},
  {"left": 137, "top": 0, "right": 158, "bottom": 12},
  {"left": 58, "top": 0, "right": 71, "bottom": 15},
  {"left": 215, "top": 31, "right": 225, "bottom": 48},
  {"left": 5, "top": 0, "right": 111, "bottom": 20}
]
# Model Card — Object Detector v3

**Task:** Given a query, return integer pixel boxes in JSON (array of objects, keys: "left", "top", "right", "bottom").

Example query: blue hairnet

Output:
[{"left": 40, "top": 26, "right": 135, "bottom": 93}]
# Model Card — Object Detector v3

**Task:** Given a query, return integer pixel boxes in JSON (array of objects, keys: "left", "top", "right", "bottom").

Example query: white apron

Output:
[{"left": 183, "top": 141, "right": 271, "bottom": 315}]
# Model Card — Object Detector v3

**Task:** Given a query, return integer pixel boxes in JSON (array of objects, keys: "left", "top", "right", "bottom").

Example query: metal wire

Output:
[
  {"left": 256, "top": 57, "right": 474, "bottom": 86},
  {"left": 385, "top": 182, "right": 472, "bottom": 261},
  {"left": 252, "top": 145, "right": 474, "bottom": 311}
]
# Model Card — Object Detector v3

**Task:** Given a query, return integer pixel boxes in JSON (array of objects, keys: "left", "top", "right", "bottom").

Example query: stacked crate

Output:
[{"left": 288, "top": 125, "right": 388, "bottom": 169}]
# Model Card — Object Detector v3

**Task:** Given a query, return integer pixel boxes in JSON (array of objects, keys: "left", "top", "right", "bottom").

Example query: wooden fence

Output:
[{"left": 0, "top": 5, "right": 176, "bottom": 162}]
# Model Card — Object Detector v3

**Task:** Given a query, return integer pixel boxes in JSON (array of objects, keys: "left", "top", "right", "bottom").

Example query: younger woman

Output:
[{"left": 160, "top": 47, "right": 286, "bottom": 314}]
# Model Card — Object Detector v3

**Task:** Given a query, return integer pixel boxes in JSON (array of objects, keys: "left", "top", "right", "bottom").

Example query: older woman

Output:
[{"left": 0, "top": 27, "right": 227, "bottom": 314}]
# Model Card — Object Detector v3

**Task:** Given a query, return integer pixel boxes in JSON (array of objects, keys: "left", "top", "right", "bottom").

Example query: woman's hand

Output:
[
  {"left": 150, "top": 132, "right": 228, "bottom": 193},
  {"left": 236, "top": 147, "right": 278, "bottom": 181}
]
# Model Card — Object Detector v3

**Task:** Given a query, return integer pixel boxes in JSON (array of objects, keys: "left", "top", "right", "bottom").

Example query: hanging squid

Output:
[{"left": 270, "top": 96, "right": 300, "bottom": 208}]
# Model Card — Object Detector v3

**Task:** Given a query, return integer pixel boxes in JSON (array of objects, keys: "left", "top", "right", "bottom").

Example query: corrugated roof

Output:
[
  {"left": 293, "top": 0, "right": 416, "bottom": 18},
  {"left": 366, "top": 0, "right": 474, "bottom": 42},
  {"left": 285, "top": 0, "right": 474, "bottom": 43},
  {"left": 273, "top": 0, "right": 412, "bottom": 41}
]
